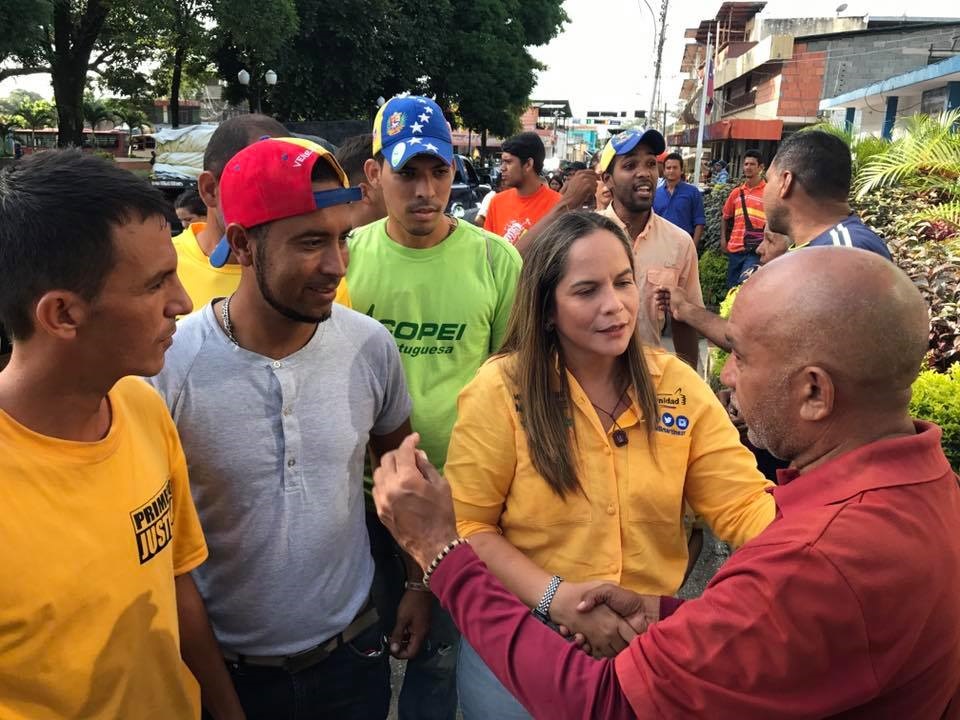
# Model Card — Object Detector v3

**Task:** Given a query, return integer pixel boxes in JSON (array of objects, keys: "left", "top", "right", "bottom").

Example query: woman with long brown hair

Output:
[{"left": 445, "top": 211, "right": 775, "bottom": 719}]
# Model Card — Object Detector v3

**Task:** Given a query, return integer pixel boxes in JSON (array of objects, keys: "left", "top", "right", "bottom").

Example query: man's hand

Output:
[
  {"left": 548, "top": 581, "right": 638, "bottom": 658},
  {"left": 562, "top": 170, "right": 601, "bottom": 210},
  {"left": 654, "top": 284, "right": 692, "bottom": 323},
  {"left": 577, "top": 584, "right": 661, "bottom": 637},
  {"left": 389, "top": 589, "right": 432, "bottom": 659},
  {"left": 373, "top": 433, "right": 459, "bottom": 571}
]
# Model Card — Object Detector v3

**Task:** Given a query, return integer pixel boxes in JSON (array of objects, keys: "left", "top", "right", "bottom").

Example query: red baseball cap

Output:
[{"left": 210, "top": 136, "right": 361, "bottom": 268}]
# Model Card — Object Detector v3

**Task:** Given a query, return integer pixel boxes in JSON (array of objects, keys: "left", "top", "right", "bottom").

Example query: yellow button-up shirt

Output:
[{"left": 447, "top": 350, "right": 775, "bottom": 595}]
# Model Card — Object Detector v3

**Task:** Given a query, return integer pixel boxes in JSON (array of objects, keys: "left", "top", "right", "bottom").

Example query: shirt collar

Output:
[
  {"left": 740, "top": 179, "right": 766, "bottom": 192},
  {"left": 773, "top": 422, "right": 953, "bottom": 514}
]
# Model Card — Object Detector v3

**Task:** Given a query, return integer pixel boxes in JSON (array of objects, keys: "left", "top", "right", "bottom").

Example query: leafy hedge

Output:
[
  {"left": 700, "top": 182, "right": 732, "bottom": 254},
  {"left": 698, "top": 249, "right": 728, "bottom": 310},
  {"left": 909, "top": 364, "right": 960, "bottom": 469}
]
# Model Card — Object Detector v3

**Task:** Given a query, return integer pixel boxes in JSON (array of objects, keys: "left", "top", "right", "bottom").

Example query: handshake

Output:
[
  {"left": 372, "top": 433, "right": 662, "bottom": 660},
  {"left": 540, "top": 580, "right": 661, "bottom": 658}
]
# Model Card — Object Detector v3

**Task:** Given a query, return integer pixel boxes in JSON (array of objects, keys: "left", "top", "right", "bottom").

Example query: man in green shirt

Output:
[{"left": 348, "top": 94, "right": 521, "bottom": 720}]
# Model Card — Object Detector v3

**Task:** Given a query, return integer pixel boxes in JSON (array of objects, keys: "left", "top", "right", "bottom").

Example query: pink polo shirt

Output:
[{"left": 432, "top": 422, "right": 960, "bottom": 719}]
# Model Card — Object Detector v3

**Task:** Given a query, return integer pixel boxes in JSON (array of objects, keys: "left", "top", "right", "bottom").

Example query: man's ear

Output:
[
  {"left": 797, "top": 366, "right": 835, "bottom": 422},
  {"left": 34, "top": 290, "right": 90, "bottom": 341},
  {"left": 523, "top": 158, "right": 535, "bottom": 175},
  {"left": 197, "top": 171, "right": 218, "bottom": 210},
  {"left": 364, "top": 158, "right": 382, "bottom": 188},
  {"left": 226, "top": 224, "right": 256, "bottom": 267},
  {"left": 779, "top": 169, "right": 796, "bottom": 199}
]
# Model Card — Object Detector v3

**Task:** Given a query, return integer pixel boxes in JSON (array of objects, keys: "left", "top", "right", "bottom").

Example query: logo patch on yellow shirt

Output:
[
  {"left": 657, "top": 411, "right": 690, "bottom": 436},
  {"left": 130, "top": 480, "right": 174, "bottom": 564},
  {"left": 657, "top": 387, "right": 687, "bottom": 407}
]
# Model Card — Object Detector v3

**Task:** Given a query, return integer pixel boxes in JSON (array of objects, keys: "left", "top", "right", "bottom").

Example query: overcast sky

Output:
[
  {"left": 532, "top": 0, "right": 953, "bottom": 118},
  {"left": 2, "top": 0, "right": 953, "bottom": 116}
]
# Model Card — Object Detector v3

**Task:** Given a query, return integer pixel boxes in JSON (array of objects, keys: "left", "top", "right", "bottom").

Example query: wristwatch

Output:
[{"left": 532, "top": 575, "right": 563, "bottom": 624}]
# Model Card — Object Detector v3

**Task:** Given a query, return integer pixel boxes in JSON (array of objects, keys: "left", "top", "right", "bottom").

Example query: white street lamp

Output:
[
  {"left": 237, "top": 69, "right": 250, "bottom": 86},
  {"left": 265, "top": 70, "right": 278, "bottom": 86}
]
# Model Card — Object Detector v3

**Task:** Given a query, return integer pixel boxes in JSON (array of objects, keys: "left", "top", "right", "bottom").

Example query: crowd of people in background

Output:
[{"left": 1, "top": 92, "right": 958, "bottom": 720}]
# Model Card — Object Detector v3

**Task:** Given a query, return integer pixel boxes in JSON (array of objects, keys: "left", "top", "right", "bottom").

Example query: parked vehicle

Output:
[{"left": 449, "top": 154, "right": 491, "bottom": 223}]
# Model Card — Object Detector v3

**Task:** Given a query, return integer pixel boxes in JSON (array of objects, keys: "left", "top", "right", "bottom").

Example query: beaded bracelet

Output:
[{"left": 422, "top": 537, "right": 469, "bottom": 589}]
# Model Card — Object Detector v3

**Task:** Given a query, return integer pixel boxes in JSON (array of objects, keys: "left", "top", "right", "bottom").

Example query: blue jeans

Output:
[
  {"left": 457, "top": 636, "right": 531, "bottom": 720},
  {"left": 725, "top": 249, "right": 760, "bottom": 289},
  {"left": 221, "top": 622, "right": 391, "bottom": 720},
  {"left": 399, "top": 600, "right": 460, "bottom": 720}
]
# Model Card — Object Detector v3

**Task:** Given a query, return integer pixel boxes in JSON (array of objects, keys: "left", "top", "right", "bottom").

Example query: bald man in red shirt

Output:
[{"left": 374, "top": 247, "right": 960, "bottom": 720}]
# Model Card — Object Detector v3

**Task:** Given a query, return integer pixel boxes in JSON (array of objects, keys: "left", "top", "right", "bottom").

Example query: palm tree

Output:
[
  {"left": 804, "top": 120, "right": 890, "bottom": 174},
  {"left": 107, "top": 100, "right": 150, "bottom": 155},
  {"left": 854, "top": 109, "right": 960, "bottom": 233},
  {"left": 15, "top": 100, "right": 55, "bottom": 148},
  {"left": 82, "top": 96, "right": 116, "bottom": 148}
]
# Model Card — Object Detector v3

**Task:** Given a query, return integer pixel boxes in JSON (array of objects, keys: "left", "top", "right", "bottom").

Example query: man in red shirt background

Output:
[
  {"left": 483, "top": 132, "right": 562, "bottom": 246},
  {"left": 721, "top": 149, "right": 766, "bottom": 289},
  {"left": 374, "top": 247, "right": 960, "bottom": 720}
]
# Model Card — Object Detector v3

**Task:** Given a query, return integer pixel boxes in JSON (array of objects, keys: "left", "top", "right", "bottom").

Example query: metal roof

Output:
[{"left": 685, "top": 2, "right": 766, "bottom": 46}]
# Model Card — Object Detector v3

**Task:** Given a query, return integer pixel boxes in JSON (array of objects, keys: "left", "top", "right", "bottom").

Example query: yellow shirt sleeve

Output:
[
  {"left": 682, "top": 378, "right": 776, "bottom": 548},
  {"left": 446, "top": 358, "right": 518, "bottom": 538},
  {"left": 165, "top": 421, "right": 208, "bottom": 576},
  {"left": 335, "top": 277, "right": 352, "bottom": 308}
]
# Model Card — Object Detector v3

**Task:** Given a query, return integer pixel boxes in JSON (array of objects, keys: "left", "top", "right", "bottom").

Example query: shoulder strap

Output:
[{"left": 738, "top": 188, "right": 756, "bottom": 231}]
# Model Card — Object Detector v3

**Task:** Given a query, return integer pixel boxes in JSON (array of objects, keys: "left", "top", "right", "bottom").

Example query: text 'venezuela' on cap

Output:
[
  {"left": 597, "top": 128, "right": 667, "bottom": 174},
  {"left": 209, "top": 136, "right": 362, "bottom": 269},
  {"left": 372, "top": 95, "right": 454, "bottom": 171}
]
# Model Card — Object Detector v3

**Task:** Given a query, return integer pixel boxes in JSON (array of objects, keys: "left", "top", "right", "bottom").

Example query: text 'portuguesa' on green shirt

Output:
[{"left": 346, "top": 217, "right": 522, "bottom": 469}]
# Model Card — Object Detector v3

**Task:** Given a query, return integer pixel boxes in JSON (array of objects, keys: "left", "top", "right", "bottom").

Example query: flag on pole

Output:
[{"left": 704, "top": 58, "right": 715, "bottom": 116}]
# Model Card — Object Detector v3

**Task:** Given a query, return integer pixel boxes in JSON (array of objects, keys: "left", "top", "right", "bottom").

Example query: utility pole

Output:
[
  {"left": 649, "top": 0, "right": 670, "bottom": 128},
  {"left": 694, "top": 30, "right": 712, "bottom": 187}
]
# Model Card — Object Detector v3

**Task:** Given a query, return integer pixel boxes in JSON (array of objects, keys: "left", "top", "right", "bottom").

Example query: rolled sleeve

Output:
[
  {"left": 446, "top": 359, "right": 518, "bottom": 538},
  {"left": 692, "top": 189, "right": 706, "bottom": 227},
  {"left": 683, "top": 390, "right": 775, "bottom": 548},
  {"left": 677, "top": 236, "right": 704, "bottom": 308}
]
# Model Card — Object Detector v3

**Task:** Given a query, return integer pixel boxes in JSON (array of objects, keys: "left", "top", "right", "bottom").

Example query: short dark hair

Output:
[
  {"left": 335, "top": 134, "right": 373, "bottom": 185},
  {"left": 664, "top": 152, "right": 684, "bottom": 166},
  {"left": 175, "top": 188, "right": 206, "bottom": 216},
  {"left": 502, "top": 131, "right": 547, "bottom": 174},
  {"left": 0, "top": 150, "right": 172, "bottom": 340},
  {"left": 772, "top": 131, "right": 852, "bottom": 202},
  {"left": 203, "top": 114, "right": 287, "bottom": 179},
  {"left": 744, "top": 149, "right": 764, "bottom": 165}
]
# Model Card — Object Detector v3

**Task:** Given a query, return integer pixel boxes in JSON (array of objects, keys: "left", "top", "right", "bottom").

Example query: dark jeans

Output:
[
  {"left": 220, "top": 622, "right": 391, "bottom": 720},
  {"left": 725, "top": 249, "right": 761, "bottom": 289},
  {"left": 367, "top": 509, "right": 460, "bottom": 720}
]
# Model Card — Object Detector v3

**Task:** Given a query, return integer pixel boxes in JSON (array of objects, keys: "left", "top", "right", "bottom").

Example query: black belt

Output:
[{"left": 223, "top": 604, "right": 380, "bottom": 674}]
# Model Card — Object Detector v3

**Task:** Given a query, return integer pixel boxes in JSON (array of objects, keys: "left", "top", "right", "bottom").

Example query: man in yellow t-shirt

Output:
[
  {"left": 173, "top": 114, "right": 286, "bottom": 312},
  {"left": 0, "top": 151, "right": 239, "bottom": 719}
]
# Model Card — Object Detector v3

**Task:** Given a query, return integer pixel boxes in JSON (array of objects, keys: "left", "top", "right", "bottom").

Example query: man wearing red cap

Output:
[{"left": 149, "top": 137, "right": 414, "bottom": 719}]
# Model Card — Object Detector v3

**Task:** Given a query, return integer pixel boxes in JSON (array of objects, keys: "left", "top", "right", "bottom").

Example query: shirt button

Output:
[
  {"left": 272, "top": 360, "right": 282, "bottom": 369},
  {"left": 606, "top": 504, "right": 616, "bottom": 515},
  {"left": 283, "top": 407, "right": 292, "bottom": 417},
  {"left": 287, "top": 458, "right": 296, "bottom": 467},
  {"left": 603, "top": 446, "right": 612, "bottom": 455}
]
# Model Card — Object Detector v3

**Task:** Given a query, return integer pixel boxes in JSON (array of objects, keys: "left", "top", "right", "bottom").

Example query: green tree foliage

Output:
[
  {"left": 14, "top": 99, "right": 55, "bottom": 145},
  {"left": 82, "top": 93, "right": 115, "bottom": 143},
  {"left": 909, "top": 364, "right": 960, "bottom": 470},
  {"left": 0, "top": 0, "right": 50, "bottom": 72}
]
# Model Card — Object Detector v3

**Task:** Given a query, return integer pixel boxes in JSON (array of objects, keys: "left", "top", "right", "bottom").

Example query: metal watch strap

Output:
[{"left": 533, "top": 575, "right": 563, "bottom": 622}]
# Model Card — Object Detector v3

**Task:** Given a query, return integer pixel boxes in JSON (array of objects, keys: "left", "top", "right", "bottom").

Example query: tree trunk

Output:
[
  {"left": 51, "top": 0, "right": 111, "bottom": 148},
  {"left": 170, "top": 45, "right": 185, "bottom": 128},
  {"left": 481, "top": 128, "right": 488, "bottom": 156},
  {"left": 51, "top": 65, "right": 86, "bottom": 147}
]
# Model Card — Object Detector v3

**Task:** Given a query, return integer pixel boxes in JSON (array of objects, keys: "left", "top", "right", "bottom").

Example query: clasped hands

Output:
[
  {"left": 373, "top": 433, "right": 661, "bottom": 660},
  {"left": 548, "top": 580, "right": 660, "bottom": 658}
]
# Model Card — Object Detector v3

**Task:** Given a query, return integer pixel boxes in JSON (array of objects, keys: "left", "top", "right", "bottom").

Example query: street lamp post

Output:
[{"left": 238, "top": 68, "right": 278, "bottom": 114}]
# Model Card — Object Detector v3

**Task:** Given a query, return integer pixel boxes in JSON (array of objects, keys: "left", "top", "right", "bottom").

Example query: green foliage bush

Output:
[
  {"left": 700, "top": 182, "right": 732, "bottom": 253},
  {"left": 93, "top": 150, "right": 115, "bottom": 162},
  {"left": 698, "top": 249, "right": 727, "bottom": 310},
  {"left": 910, "top": 364, "right": 960, "bottom": 470}
]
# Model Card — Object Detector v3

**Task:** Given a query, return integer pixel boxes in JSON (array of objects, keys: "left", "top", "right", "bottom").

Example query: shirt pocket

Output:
[
  {"left": 624, "top": 434, "right": 690, "bottom": 525},
  {"left": 505, "top": 453, "right": 593, "bottom": 527},
  {"left": 645, "top": 267, "right": 680, "bottom": 289}
]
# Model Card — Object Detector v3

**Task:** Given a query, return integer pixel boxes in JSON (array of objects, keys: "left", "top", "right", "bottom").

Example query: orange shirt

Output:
[
  {"left": 483, "top": 185, "right": 562, "bottom": 245},
  {"left": 721, "top": 181, "right": 766, "bottom": 253}
]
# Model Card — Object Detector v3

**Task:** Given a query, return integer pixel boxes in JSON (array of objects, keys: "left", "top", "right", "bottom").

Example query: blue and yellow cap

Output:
[
  {"left": 597, "top": 128, "right": 667, "bottom": 173},
  {"left": 372, "top": 95, "right": 453, "bottom": 170}
]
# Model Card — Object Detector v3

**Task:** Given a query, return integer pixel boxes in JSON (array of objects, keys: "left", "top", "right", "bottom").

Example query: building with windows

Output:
[{"left": 670, "top": 2, "right": 960, "bottom": 171}]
